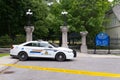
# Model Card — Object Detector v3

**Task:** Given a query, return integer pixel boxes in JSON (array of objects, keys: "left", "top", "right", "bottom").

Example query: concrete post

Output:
[
  {"left": 80, "top": 31, "right": 88, "bottom": 53},
  {"left": 24, "top": 26, "right": 34, "bottom": 42},
  {"left": 60, "top": 26, "right": 68, "bottom": 48}
]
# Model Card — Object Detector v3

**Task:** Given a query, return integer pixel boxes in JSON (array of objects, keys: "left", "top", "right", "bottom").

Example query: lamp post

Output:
[
  {"left": 26, "top": 9, "right": 33, "bottom": 26},
  {"left": 47, "top": 2, "right": 53, "bottom": 6},
  {"left": 60, "top": 11, "right": 68, "bottom": 48},
  {"left": 24, "top": 9, "right": 34, "bottom": 42},
  {"left": 61, "top": 11, "right": 68, "bottom": 26}
]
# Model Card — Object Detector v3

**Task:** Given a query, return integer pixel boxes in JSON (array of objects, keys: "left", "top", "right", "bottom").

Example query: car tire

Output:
[
  {"left": 18, "top": 52, "right": 28, "bottom": 61},
  {"left": 55, "top": 52, "right": 66, "bottom": 61}
]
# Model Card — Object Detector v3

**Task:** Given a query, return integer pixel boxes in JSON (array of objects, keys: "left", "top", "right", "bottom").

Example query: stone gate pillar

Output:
[
  {"left": 80, "top": 31, "right": 88, "bottom": 53},
  {"left": 24, "top": 26, "right": 34, "bottom": 42},
  {"left": 60, "top": 26, "right": 68, "bottom": 48}
]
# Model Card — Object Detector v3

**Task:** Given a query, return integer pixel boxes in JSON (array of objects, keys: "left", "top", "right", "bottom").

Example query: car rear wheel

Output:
[
  {"left": 55, "top": 53, "right": 66, "bottom": 61},
  {"left": 18, "top": 52, "right": 28, "bottom": 61}
]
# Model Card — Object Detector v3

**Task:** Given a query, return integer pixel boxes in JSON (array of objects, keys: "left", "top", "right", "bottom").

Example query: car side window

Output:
[
  {"left": 24, "top": 43, "right": 32, "bottom": 46},
  {"left": 33, "top": 43, "right": 38, "bottom": 46},
  {"left": 24, "top": 43, "right": 39, "bottom": 47},
  {"left": 40, "top": 43, "right": 48, "bottom": 47}
]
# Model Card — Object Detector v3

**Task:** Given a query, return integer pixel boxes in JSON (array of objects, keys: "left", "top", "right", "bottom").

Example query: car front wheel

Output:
[
  {"left": 18, "top": 52, "right": 28, "bottom": 61},
  {"left": 55, "top": 53, "right": 66, "bottom": 61}
]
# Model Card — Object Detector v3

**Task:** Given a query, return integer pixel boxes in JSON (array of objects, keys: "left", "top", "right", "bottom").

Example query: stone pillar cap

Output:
[{"left": 80, "top": 31, "right": 88, "bottom": 36}]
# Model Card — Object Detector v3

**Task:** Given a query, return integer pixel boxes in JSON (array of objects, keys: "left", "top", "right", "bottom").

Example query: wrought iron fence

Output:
[{"left": 110, "top": 38, "right": 120, "bottom": 49}]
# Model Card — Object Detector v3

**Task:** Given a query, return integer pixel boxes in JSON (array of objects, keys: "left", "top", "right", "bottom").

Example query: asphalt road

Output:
[{"left": 0, "top": 54, "right": 120, "bottom": 80}]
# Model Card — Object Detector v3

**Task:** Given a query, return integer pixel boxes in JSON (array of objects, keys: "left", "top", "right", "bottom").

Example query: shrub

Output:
[
  {"left": 13, "top": 34, "right": 25, "bottom": 44},
  {"left": 0, "top": 35, "right": 13, "bottom": 46}
]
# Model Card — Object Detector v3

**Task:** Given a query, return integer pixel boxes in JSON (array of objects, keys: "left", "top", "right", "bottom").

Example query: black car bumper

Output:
[{"left": 73, "top": 50, "right": 77, "bottom": 57}]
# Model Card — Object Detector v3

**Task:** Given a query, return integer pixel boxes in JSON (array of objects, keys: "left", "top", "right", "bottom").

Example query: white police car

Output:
[{"left": 10, "top": 40, "right": 77, "bottom": 61}]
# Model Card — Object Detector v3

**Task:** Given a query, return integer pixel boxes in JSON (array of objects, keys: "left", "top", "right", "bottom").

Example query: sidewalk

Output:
[
  {"left": 0, "top": 52, "right": 120, "bottom": 72},
  {"left": 0, "top": 56, "right": 18, "bottom": 72},
  {"left": 77, "top": 52, "right": 120, "bottom": 58}
]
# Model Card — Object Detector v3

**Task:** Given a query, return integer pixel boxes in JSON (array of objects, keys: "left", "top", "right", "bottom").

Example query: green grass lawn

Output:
[{"left": 0, "top": 53, "right": 9, "bottom": 57}]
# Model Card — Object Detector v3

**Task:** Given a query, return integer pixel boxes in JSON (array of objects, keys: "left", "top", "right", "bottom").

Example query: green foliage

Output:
[
  {"left": 0, "top": 0, "right": 48, "bottom": 40},
  {"left": 43, "top": 0, "right": 111, "bottom": 48},
  {"left": 13, "top": 34, "right": 26, "bottom": 44},
  {"left": 0, "top": 53, "right": 9, "bottom": 57},
  {"left": 0, "top": 34, "right": 25, "bottom": 46},
  {"left": 112, "top": 0, "right": 120, "bottom": 6},
  {"left": 0, "top": 35, "right": 12, "bottom": 46},
  {"left": 27, "top": 0, "right": 49, "bottom": 39},
  {"left": 0, "top": 0, "right": 111, "bottom": 45},
  {"left": 47, "top": 0, "right": 110, "bottom": 40},
  {"left": 0, "top": 0, "right": 26, "bottom": 36}
]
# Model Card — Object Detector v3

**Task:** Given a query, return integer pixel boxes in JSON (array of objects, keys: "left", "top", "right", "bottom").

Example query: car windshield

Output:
[{"left": 50, "top": 43, "right": 59, "bottom": 47}]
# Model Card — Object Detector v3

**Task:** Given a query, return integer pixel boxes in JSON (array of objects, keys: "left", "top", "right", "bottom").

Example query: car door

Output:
[
  {"left": 39, "top": 42, "right": 56, "bottom": 58},
  {"left": 23, "top": 42, "right": 44, "bottom": 57}
]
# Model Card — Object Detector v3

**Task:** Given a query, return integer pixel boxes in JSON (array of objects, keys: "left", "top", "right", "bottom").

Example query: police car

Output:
[{"left": 10, "top": 40, "right": 77, "bottom": 61}]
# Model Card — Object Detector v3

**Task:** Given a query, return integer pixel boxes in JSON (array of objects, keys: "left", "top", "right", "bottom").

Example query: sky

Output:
[{"left": 108, "top": 0, "right": 113, "bottom": 2}]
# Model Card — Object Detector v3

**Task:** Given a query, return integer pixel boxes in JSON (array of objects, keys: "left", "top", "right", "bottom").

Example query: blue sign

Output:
[{"left": 95, "top": 32, "right": 110, "bottom": 46}]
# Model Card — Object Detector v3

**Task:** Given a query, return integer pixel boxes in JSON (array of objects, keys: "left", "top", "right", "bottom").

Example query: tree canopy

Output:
[
  {"left": 47, "top": 0, "right": 110, "bottom": 39},
  {"left": 112, "top": 0, "right": 120, "bottom": 6},
  {"left": 0, "top": 0, "right": 111, "bottom": 43},
  {"left": 0, "top": 0, "right": 48, "bottom": 39}
]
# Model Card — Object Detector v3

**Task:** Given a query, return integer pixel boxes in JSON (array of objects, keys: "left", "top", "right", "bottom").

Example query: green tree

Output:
[
  {"left": 46, "top": 2, "right": 62, "bottom": 40},
  {"left": 0, "top": 0, "right": 26, "bottom": 37},
  {"left": 0, "top": 0, "right": 111, "bottom": 44},
  {"left": 30, "top": 0, "right": 49, "bottom": 39},
  {"left": 0, "top": 0, "right": 48, "bottom": 40},
  {"left": 47, "top": 0, "right": 110, "bottom": 40},
  {"left": 112, "top": 0, "right": 120, "bottom": 6}
]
